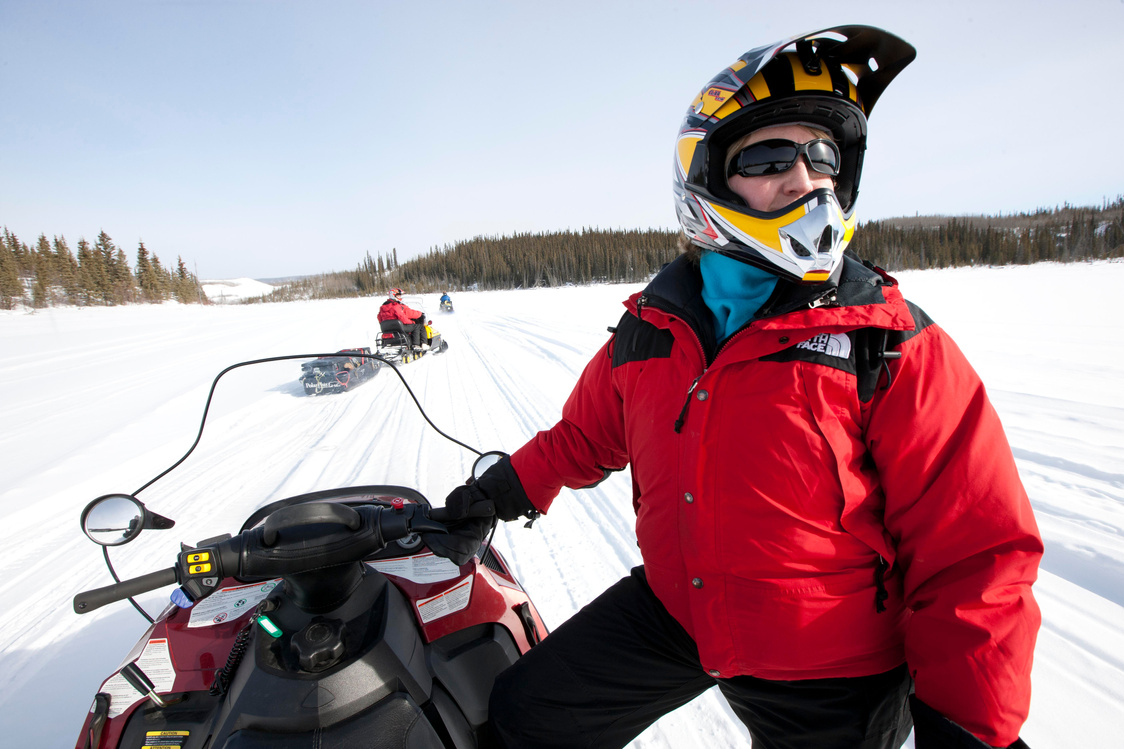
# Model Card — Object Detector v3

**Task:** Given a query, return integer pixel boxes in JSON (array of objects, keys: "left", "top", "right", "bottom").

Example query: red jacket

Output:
[
  {"left": 510, "top": 255, "right": 1042, "bottom": 746},
  {"left": 378, "top": 298, "right": 423, "bottom": 324}
]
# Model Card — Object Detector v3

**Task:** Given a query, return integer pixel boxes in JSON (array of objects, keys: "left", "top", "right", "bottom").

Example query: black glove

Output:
[
  {"left": 423, "top": 456, "right": 539, "bottom": 565},
  {"left": 422, "top": 514, "right": 495, "bottom": 567},
  {"left": 910, "top": 695, "right": 1030, "bottom": 749}
]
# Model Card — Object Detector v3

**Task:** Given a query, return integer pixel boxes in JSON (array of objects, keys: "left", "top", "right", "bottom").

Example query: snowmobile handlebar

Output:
[
  {"left": 73, "top": 501, "right": 448, "bottom": 616},
  {"left": 74, "top": 567, "right": 178, "bottom": 615}
]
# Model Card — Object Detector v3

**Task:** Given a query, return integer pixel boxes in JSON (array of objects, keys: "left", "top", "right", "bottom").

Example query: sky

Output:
[
  {"left": 2, "top": 0, "right": 1123, "bottom": 279},
  {"left": 1, "top": 262, "right": 1122, "bottom": 747}
]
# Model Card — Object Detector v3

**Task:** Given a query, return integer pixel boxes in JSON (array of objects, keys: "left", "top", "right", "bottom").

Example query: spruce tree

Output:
[
  {"left": 111, "top": 248, "right": 136, "bottom": 304},
  {"left": 135, "top": 241, "right": 163, "bottom": 302},
  {"left": 0, "top": 234, "right": 22, "bottom": 309},
  {"left": 54, "top": 236, "right": 80, "bottom": 303},
  {"left": 77, "top": 238, "right": 108, "bottom": 304}
]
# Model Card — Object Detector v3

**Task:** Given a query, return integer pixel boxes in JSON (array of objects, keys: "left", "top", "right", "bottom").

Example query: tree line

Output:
[
  {"left": 847, "top": 199, "right": 1124, "bottom": 271},
  {"left": 250, "top": 198, "right": 1122, "bottom": 302},
  {"left": 0, "top": 228, "right": 207, "bottom": 310},
  {"left": 244, "top": 227, "right": 683, "bottom": 303},
  {"left": 10, "top": 198, "right": 1122, "bottom": 309}
]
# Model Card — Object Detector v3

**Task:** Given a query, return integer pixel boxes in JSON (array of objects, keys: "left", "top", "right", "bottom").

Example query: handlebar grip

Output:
[
  {"left": 261, "top": 502, "right": 361, "bottom": 546},
  {"left": 73, "top": 567, "right": 178, "bottom": 615}
]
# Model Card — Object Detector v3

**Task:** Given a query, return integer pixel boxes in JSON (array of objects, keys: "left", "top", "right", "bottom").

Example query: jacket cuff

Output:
[
  {"left": 487, "top": 456, "right": 540, "bottom": 523},
  {"left": 910, "top": 695, "right": 1029, "bottom": 749}
]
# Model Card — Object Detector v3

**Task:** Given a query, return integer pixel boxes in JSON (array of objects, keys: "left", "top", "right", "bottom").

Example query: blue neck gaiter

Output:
[{"left": 699, "top": 251, "right": 779, "bottom": 342}]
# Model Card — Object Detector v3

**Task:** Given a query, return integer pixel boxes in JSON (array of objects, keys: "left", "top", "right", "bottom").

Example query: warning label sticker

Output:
[
  {"left": 99, "top": 638, "right": 176, "bottom": 718},
  {"left": 416, "top": 575, "right": 474, "bottom": 624},
  {"left": 142, "top": 730, "right": 189, "bottom": 748},
  {"left": 369, "top": 552, "right": 462, "bottom": 585},
  {"left": 187, "top": 579, "right": 280, "bottom": 628}
]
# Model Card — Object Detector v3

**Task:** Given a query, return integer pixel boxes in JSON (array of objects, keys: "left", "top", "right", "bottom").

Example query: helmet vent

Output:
[
  {"left": 780, "top": 230, "right": 813, "bottom": 258},
  {"left": 796, "top": 41, "right": 821, "bottom": 74},
  {"left": 818, "top": 226, "right": 836, "bottom": 253}
]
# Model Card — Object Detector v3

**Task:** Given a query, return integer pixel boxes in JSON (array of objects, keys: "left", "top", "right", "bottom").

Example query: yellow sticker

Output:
[
  {"left": 695, "top": 86, "right": 734, "bottom": 117},
  {"left": 142, "top": 729, "right": 189, "bottom": 749}
]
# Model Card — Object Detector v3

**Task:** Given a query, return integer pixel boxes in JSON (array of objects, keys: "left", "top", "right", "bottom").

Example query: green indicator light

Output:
[{"left": 257, "top": 615, "right": 282, "bottom": 638}]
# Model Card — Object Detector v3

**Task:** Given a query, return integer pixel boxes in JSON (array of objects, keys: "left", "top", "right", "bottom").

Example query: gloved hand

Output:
[
  {"left": 910, "top": 695, "right": 1030, "bottom": 749},
  {"left": 422, "top": 513, "right": 495, "bottom": 567},
  {"left": 423, "top": 455, "right": 539, "bottom": 565}
]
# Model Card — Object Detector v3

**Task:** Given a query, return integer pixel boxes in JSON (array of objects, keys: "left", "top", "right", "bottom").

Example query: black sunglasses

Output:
[{"left": 727, "top": 138, "right": 841, "bottom": 178}]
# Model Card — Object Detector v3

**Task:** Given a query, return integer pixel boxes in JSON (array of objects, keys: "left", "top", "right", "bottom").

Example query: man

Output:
[
  {"left": 426, "top": 26, "right": 1041, "bottom": 749},
  {"left": 377, "top": 287, "right": 426, "bottom": 349}
]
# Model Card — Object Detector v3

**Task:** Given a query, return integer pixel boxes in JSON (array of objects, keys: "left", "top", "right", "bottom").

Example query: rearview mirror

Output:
[
  {"left": 80, "top": 494, "right": 175, "bottom": 546},
  {"left": 471, "top": 451, "right": 507, "bottom": 482}
]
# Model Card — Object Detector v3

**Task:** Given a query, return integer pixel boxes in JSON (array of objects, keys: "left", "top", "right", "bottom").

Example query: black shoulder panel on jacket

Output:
[
  {"left": 611, "top": 311, "right": 674, "bottom": 368},
  {"left": 760, "top": 300, "right": 937, "bottom": 403},
  {"left": 852, "top": 300, "right": 935, "bottom": 402}
]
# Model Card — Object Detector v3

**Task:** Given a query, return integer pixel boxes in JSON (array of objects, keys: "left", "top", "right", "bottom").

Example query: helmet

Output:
[
  {"left": 673, "top": 25, "right": 915, "bottom": 283},
  {"left": 389, "top": 287, "right": 403, "bottom": 300}
]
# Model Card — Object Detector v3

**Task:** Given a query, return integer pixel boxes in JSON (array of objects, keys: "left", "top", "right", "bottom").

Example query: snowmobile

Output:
[
  {"left": 72, "top": 352, "right": 546, "bottom": 749},
  {"left": 378, "top": 319, "right": 449, "bottom": 363},
  {"left": 440, "top": 298, "right": 454, "bottom": 314},
  {"left": 298, "top": 347, "right": 381, "bottom": 395}
]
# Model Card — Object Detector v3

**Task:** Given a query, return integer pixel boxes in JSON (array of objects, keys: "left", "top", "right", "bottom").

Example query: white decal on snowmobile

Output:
[
  {"left": 187, "top": 580, "right": 280, "bottom": 628},
  {"left": 369, "top": 552, "right": 462, "bottom": 584},
  {"left": 99, "top": 638, "right": 176, "bottom": 718},
  {"left": 416, "top": 575, "right": 474, "bottom": 624},
  {"left": 795, "top": 332, "right": 851, "bottom": 358}
]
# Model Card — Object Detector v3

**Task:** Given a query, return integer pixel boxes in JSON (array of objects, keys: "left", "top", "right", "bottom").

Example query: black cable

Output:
[
  {"left": 103, "top": 546, "right": 154, "bottom": 624},
  {"left": 209, "top": 601, "right": 266, "bottom": 696},
  {"left": 478, "top": 517, "right": 500, "bottom": 565},
  {"left": 132, "top": 352, "right": 482, "bottom": 498}
]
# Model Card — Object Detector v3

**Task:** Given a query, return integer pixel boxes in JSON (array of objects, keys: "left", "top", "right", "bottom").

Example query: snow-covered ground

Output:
[
  {"left": 200, "top": 277, "right": 276, "bottom": 303},
  {"left": 1, "top": 262, "right": 1121, "bottom": 747}
]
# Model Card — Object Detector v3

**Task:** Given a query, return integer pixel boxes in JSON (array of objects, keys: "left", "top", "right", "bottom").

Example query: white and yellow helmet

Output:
[{"left": 673, "top": 26, "right": 915, "bottom": 284}]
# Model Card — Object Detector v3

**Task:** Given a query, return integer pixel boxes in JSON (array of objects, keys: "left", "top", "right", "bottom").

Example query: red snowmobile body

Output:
[{"left": 74, "top": 486, "right": 546, "bottom": 749}]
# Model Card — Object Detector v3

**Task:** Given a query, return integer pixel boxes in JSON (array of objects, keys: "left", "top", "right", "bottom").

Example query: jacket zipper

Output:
[
  {"left": 646, "top": 285, "right": 836, "bottom": 434},
  {"left": 674, "top": 375, "right": 702, "bottom": 434},
  {"left": 636, "top": 294, "right": 712, "bottom": 435}
]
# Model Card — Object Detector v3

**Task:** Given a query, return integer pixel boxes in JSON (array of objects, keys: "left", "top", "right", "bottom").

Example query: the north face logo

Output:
[{"left": 795, "top": 333, "right": 851, "bottom": 359}]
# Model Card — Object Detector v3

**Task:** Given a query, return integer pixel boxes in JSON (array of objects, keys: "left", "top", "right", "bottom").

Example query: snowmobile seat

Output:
[{"left": 378, "top": 319, "right": 417, "bottom": 356}]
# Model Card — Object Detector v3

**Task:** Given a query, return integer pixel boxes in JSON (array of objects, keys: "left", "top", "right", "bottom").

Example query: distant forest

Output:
[
  {"left": 5, "top": 198, "right": 1121, "bottom": 310},
  {"left": 0, "top": 228, "right": 207, "bottom": 310},
  {"left": 247, "top": 198, "right": 1124, "bottom": 304}
]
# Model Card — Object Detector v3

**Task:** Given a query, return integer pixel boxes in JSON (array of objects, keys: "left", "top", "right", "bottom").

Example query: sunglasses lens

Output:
[
  {"left": 735, "top": 141, "right": 798, "bottom": 176},
  {"left": 805, "top": 140, "right": 840, "bottom": 175},
  {"left": 731, "top": 139, "right": 840, "bottom": 178}
]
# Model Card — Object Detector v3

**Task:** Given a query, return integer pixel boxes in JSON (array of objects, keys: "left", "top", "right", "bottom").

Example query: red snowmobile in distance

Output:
[{"left": 72, "top": 352, "right": 546, "bottom": 749}]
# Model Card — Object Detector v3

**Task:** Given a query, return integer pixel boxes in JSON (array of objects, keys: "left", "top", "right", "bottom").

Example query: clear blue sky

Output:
[{"left": 2, "top": 0, "right": 1121, "bottom": 279}]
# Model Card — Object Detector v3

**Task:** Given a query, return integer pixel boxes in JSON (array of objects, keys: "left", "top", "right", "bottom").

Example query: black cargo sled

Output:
[{"left": 299, "top": 347, "right": 381, "bottom": 395}]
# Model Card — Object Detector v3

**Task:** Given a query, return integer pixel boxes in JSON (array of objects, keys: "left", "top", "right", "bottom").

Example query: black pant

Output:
[
  {"left": 489, "top": 567, "right": 913, "bottom": 749},
  {"left": 404, "top": 320, "right": 425, "bottom": 347}
]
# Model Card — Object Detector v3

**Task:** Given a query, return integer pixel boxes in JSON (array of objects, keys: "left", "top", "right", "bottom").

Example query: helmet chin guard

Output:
[{"left": 704, "top": 189, "right": 855, "bottom": 284}]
